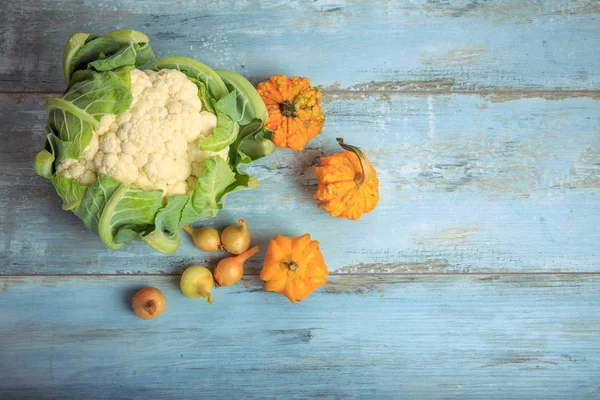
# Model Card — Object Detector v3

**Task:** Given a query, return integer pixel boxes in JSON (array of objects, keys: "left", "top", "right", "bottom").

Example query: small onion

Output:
[
  {"left": 132, "top": 287, "right": 166, "bottom": 320},
  {"left": 183, "top": 226, "right": 221, "bottom": 252},
  {"left": 214, "top": 246, "right": 260, "bottom": 287},
  {"left": 221, "top": 219, "right": 251, "bottom": 255},
  {"left": 180, "top": 265, "right": 214, "bottom": 304}
]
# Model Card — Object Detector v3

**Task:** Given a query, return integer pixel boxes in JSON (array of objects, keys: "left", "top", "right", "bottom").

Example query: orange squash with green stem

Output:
[
  {"left": 256, "top": 75, "right": 325, "bottom": 151},
  {"left": 260, "top": 234, "right": 328, "bottom": 302},
  {"left": 314, "top": 138, "right": 379, "bottom": 220}
]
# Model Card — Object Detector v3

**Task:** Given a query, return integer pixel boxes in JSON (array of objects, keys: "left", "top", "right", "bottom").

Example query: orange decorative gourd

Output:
[
  {"left": 256, "top": 75, "right": 325, "bottom": 151},
  {"left": 260, "top": 234, "right": 328, "bottom": 303},
  {"left": 314, "top": 138, "right": 379, "bottom": 220}
]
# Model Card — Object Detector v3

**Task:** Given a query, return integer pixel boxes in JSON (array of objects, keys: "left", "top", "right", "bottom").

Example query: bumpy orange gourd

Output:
[
  {"left": 314, "top": 138, "right": 379, "bottom": 220},
  {"left": 260, "top": 234, "right": 328, "bottom": 303},
  {"left": 256, "top": 75, "right": 325, "bottom": 151}
]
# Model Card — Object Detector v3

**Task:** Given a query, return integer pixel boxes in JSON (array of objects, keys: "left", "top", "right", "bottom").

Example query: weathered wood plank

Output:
[
  {"left": 1, "top": 0, "right": 600, "bottom": 91},
  {"left": 1, "top": 93, "right": 599, "bottom": 274},
  {"left": 0, "top": 274, "right": 598, "bottom": 399}
]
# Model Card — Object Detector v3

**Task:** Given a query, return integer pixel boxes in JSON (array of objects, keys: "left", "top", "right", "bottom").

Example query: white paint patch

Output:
[
  {"left": 260, "top": 0, "right": 300, "bottom": 9},
  {"left": 399, "top": 163, "right": 422, "bottom": 174},
  {"left": 427, "top": 95, "right": 436, "bottom": 140},
  {"left": 569, "top": 147, "right": 600, "bottom": 189},
  {"left": 413, "top": 224, "right": 479, "bottom": 247},
  {"left": 420, "top": 44, "right": 485, "bottom": 66}
]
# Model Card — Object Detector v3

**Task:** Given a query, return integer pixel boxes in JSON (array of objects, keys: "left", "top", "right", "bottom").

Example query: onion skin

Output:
[
  {"left": 132, "top": 287, "right": 166, "bottom": 320},
  {"left": 183, "top": 226, "right": 221, "bottom": 252},
  {"left": 214, "top": 245, "right": 260, "bottom": 287},
  {"left": 221, "top": 219, "right": 251, "bottom": 255}
]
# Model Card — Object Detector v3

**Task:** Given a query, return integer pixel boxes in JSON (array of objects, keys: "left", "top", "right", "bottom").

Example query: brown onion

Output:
[
  {"left": 214, "top": 245, "right": 260, "bottom": 287},
  {"left": 132, "top": 287, "right": 166, "bottom": 320}
]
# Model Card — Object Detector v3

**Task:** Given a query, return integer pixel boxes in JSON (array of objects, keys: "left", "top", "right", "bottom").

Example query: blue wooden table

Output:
[{"left": 1, "top": 1, "right": 599, "bottom": 398}]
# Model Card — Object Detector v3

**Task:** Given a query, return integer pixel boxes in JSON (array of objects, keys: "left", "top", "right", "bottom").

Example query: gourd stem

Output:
[
  {"left": 280, "top": 100, "right": 298, "bottom": 118},
  {"left": 336, "top": 137, "right": 372, "bottom": 187},
  {"left": 286, "top": 261, "right": 299, "bottom": 271}
]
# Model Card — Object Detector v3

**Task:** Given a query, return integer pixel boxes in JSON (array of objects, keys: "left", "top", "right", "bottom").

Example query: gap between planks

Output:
[
  {"left": 1, "top": 90, "right": 600, "bottom": 100},
  {"left": 2, "top": 272, "right": 600, "bottom": 278}
]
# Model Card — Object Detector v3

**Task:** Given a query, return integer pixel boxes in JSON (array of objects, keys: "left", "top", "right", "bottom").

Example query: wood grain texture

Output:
[
  {"left": 1, "top": 0, "right": 600, "bottom": 92},
  {"left": 0, "top": 274, "right": 599, "bottom": 399},
  {"left": 1, "top": 93, "right": 598, "bottom": 274}
]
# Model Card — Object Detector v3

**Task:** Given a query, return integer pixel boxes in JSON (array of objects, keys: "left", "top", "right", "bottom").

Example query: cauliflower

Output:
[
  {"left": 35, "top": 29, "right": 274, "bottom": 253},
  {"left": 56, "top": 68, "right": 229, "bottom": 196}
]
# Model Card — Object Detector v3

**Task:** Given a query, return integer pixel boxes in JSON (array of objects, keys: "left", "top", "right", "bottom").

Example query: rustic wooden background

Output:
[{"left": 1, "top": 0, "right": 599, "bottom": 398}]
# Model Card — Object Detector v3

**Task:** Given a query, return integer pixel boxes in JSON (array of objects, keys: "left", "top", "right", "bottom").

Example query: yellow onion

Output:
[
  {"left": 183, "top": 226, "right": 221, "bottom": 252},
  {"left": 221, "top": 219, "right": 251, "bottom": 255},
  {"left": 180, "top": 265, "right": 214, "bottom": 304}
]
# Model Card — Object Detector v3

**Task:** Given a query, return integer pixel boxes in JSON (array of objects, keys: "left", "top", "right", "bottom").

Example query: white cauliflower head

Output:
[{"left": 56, "top": 68, "right": 229, "bottom": 196}]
